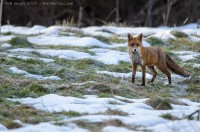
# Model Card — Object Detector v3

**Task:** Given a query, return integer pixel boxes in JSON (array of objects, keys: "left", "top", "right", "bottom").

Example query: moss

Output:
[
  {"left": 146, "top": 37, "right": 165, "bottom": 46},
  {"left": 145, "top": 97, "right": 172, "bottom": 110},
  {"left": 28, "top": 84, "right": 48, "bottom": 94},
  {"left": 17, "top": 84, "right": 49, "bottom": 98},
  {"left": 1, "top": 119, "right": 22, "bottom": 129},
  {"left": 55, "top": 111, "right": 81, "bottom": 117},
  {"left": 102, "top": 109, "right": 128, "bottom": 116},
  {"left": 161, "top": 113, "right": 178, "bottom": 120},
  {"left": 9, "top": 37, "right": 33, "bottom": 48},
  {"left": 2, "top": 32, "right": 12, "bottom": 36},
  {"left": 75, "top": 59, "right": 105, "bottom": 70},
  {"left": 171, "top": 30, "right": 188, "bottom": 38},
  {"left": 91, "top": 84, "right": 112, "bottom": 93},
  {"left": 98, "top": 93, "right": 113, "bottom": 98}
]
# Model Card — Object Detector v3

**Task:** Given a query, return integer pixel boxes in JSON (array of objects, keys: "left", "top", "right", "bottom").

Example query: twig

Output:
[
  {"left": 0, "top": 0, "right": 3, "bottom": 35},
  {"left": 115, "top": 0, "right": 120, "bottom": 24},
  {"left": 106, "top": 8, "right": 116, "bottom": 22},
  {"left": 187, "top": 109, "right": 200, "bottom": 120}
]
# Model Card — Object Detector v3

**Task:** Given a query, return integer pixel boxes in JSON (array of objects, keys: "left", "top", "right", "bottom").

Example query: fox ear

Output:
[
  {"left": 137, "top": 33, "right": 143, "bottom": 42},
  {"left": 127, "top": 33, "right": 133, "bottom": 41}
]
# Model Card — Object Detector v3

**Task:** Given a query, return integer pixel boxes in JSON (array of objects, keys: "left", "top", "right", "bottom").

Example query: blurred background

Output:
[{"left": 1, "top": 0, "right": 200, "bottom": 27}]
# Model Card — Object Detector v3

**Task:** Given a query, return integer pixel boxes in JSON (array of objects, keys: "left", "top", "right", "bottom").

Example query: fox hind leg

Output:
[
  {"left": 156, "top": 65, "right": 171, "bottom": 84},
  {"left": 148, "top": 66, "right": 157, "bottom": 83}
]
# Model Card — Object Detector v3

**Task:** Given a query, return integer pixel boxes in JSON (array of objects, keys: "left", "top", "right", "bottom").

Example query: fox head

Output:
[{"left": 127, "top": 33, "right": 143, "bottom": 52}]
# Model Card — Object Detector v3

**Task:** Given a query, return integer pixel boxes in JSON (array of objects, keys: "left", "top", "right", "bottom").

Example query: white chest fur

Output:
[{"left": 130, "top": 51, "right": 143, "bottom": 66}]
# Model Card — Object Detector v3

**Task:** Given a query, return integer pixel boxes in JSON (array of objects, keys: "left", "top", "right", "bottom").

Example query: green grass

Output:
[
  {"left": 100, "top": 61, "right": 131, "bottom": 73},
  {"left": 27, "top": 84, "right": 49, "bottom": 95},
  {"left": 2, "top": 32, "right": 12, "bottom": 36},
  {"left": 12, "top": 57, "right": 44, "bottom": 65},
  {"left": 145, "top": 37, "right": 165, "bottom": 46},
  {"left": 0, "top": 100, "right": 58, "bottom": 129},
  {"left": 0, "top": 26, "right": 200, "bottom": 130},
  {"left": 0, "top": 82, "right": 49, "bottom": 98},
  {"left": 9, "top": 37, "right": 33, "bottom": 48},
  {"left": 161, "top": 113, "right": 178, "bottom": 120},
  {"left": 145, "top": 97, "right": 172, "bottom": 110},
  {"left": 54, "top": 111, "right": 82, "bottom": 117},
  {"left": 167, "top": 38, "right": 200, "bottom": 51},
  {"left": 75, "top": 59, "right": 105, "bottom": 70},
  {"left": 171, "top": 30, "right": 188, "bottom": 38}
]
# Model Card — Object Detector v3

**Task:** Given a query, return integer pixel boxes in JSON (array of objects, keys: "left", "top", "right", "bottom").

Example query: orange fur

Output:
[{"left": 128, "top": 33, "right": 190, "bottom": 86}]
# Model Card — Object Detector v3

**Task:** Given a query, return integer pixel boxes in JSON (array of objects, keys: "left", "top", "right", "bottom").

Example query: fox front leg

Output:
[
  {"left": 141, "top": 65, "right": 146, "bottom": 86},
  {"left": 132, "top": 64, "right": 137, "bottom": 83}
]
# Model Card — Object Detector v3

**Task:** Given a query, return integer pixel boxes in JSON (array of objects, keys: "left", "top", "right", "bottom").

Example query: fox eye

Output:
[
  {"left": 136, "top": 43, "right": 139, "bottom": 46},
  {"left": 130, "top": 43, "right": 134, "bottom": 46}
]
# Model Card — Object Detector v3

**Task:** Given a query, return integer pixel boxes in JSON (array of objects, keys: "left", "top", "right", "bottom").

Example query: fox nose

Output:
[{"left": 134, "top": 49, "right": 136, "bottom": 51}]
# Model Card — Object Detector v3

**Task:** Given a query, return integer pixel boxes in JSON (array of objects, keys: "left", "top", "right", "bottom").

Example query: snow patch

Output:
[
  {"left": 67, "top": 115, "right": 168, "bottom": 127},
  {"left": 3, "top": 123, "right": 88, "bottom": 132},
  {"left": 150, "top": 30, "right": 176, "bottom": 41},
  {"left": 9, "top": 67, "right": 29, "bottom": 75},
  {"left": 102, "top": 126, "right": 135, "bottom": 132},
  {"left": 9, "top": 48, "right": 130, "bottom": 65},
  {"left": 0, "top": 124, "right": 7, "bottom": 131},
  {"left": 9, "top": 67, "right": 61, "bottom": 80},
  {"left": 150, "top": 120, "right": 200, "bottom": 132},
  {"left": 7, "top": 54, "right": 54, "bottom": 63},
  {"left": 8, "top": 94, "right": 200, "bottom": 129},
  {"left": 9, "top": 48, "right": 92, "bottom": 59},
  {"left": 28, "top": 36, "right": 111, "bottom": 48},
  {"left": 28, "top": 35, "right": 130, "bottom": 48},
  {"left": 1, "top": 43, "right": 12, "bottom": 48},
  {"left": 174, "top": 51, "right": 199, "bottom": 61},
  {"left": 96, "top": 70, "right": 153, "bottom": 79},
  {"left": 9, "top": 94, "right": 200, "bottom": 118},
  {"left": 0, "top": 35, "right": 15, "bottom": 42},
  {"left": 93, "top": 50, "right": 129, "bottom": 64}
]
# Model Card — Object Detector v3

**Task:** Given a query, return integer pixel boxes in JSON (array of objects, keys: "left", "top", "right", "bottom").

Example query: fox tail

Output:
[{"left": 166, "top": 54, "right": 190, "bottom": 77}]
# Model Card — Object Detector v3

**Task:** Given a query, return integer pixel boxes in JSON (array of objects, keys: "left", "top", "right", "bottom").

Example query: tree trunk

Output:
[
  {"left": 115, "top": 0, "right": 120, "bottom": 24},
  {"left": 145, "top": 0, "right": 154, "bottom": 27},
  {"left": 163, "top": 0, "right": 177, "bottom": 26},
  {"left": 0, "top": 0, "right": 3, "bottom": 35},
  {"left": 78, "top": 0, "right": 84, "bottom": 27},
  {"left": 78, "top": 6, "right": 83, "bottom": 27}
]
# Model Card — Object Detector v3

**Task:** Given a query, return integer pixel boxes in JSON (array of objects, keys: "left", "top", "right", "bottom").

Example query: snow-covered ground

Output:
[
  {"left": 7, "top": 94, "right": 200, "bottom": 132},
  {"left": 0, "top": 23, "right": 199, "bottom": 131},
  {"left": 0, "top": 123, "right": 89, "bottom": 132},
  {"left": 9, "top": 67, "right": 61, "bottom": 80}
]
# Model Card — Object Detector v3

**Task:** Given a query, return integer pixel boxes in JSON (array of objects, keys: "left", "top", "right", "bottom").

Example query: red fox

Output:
[{"left": 128, "top": 33, "right": 190, "bottom": 86}]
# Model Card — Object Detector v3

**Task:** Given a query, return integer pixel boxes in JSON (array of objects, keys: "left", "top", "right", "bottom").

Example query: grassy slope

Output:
[{"left": 0, "top": 29, "right": 199, "bottom": 131}]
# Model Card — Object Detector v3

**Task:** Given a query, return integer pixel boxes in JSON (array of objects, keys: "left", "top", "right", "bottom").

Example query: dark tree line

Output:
[{"left": 1, "top": 0, "right": 200, "bottom": 27}]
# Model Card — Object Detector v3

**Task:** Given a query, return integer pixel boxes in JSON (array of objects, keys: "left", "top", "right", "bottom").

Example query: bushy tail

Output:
[{"left": 166, "top": 54, "right": 190, "bottom": 77}]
